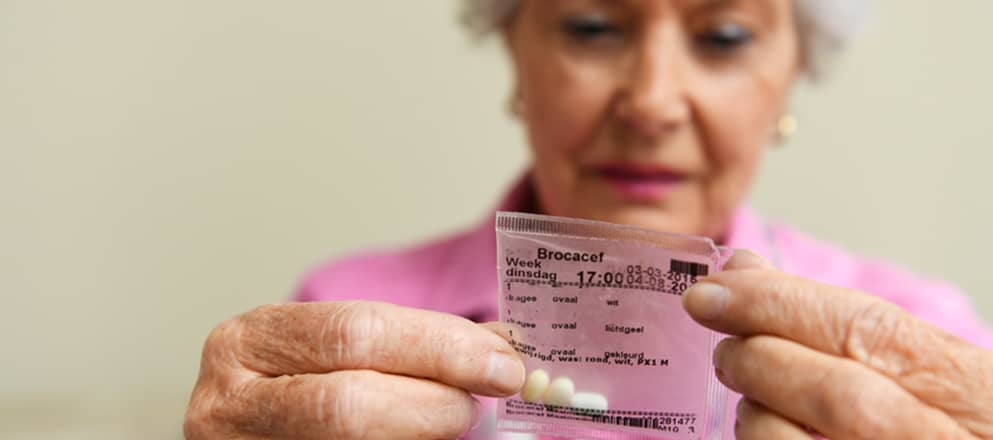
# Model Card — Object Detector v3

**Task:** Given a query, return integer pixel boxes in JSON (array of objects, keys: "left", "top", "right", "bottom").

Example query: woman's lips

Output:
[{"left": 596, "top": 164, "right": 687, "bottom": 201}]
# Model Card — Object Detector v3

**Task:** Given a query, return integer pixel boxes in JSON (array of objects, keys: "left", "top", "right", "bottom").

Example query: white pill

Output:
[
  {"left": 542, "top": 376, "right": 575, "bottom": 407},
  {"left": 571, "top": 392, "right": 609, "bottom": 414},
  {"left": 521, "top": 369, "right": 550, "bottom": 403}
]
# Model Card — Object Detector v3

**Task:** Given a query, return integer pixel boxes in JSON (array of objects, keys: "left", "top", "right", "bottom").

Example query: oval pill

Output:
[
  {"left": 543, "top": 376, "right": 575, "bottom": 407},
  {"left": 521, "top": 369, "right": 550, "bottom": 403},
  {"left": 571, "top": 392, "right": 609, "bottom": 414}
]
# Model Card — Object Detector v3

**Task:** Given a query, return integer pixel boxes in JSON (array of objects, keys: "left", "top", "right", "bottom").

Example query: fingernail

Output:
[
  {"left": 461, "top": 398, "right": 483, "bottom": 437},
  {"left": 682, "top": 282, "right": 729, "bottom": 320},
  {"left": 487, "top": 353, "right": 525, "bottom": 394},
  {"left": 713, "top": 339, "right": 738, "bottom": 390},
  {"left": 470, "top": 398, "right": 483, "bottom": 431},
  {"left": 714, "top": 338, "right": 732, "bottom": 368},
  {"left": 735, "top": 397, "right": 749, "bottom": 419}
]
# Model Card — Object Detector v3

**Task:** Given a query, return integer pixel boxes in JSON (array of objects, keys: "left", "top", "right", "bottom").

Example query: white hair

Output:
[{"left": 460, "top": 0, "right": 870, "bottom": 78}]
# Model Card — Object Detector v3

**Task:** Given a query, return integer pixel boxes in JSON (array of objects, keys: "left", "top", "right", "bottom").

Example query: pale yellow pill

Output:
[
  {"left": 571, "top": 392, "right": 609, "bottom": 414},
  {"left": 543, "top": 376, "right": 575, "bottom": 407},
  {"left": 521, "top": 369, "right": 550, "bottom": 403}
]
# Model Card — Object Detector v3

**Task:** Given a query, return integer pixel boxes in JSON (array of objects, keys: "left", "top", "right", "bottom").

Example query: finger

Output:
[
  {"left": 682, "top": 263, "right": 879, "bottom": 351},
  {"left": 722, "top": 249, "right": 776, "bottom": 271},
  {"left": 231, "top": 302, "right": 525, "bottom": 396},
  {"left": 683, "top": 266, "right": 993, "bottom": 431},
  {"left": 734, "top": 398, "right": 813, "bottom": 440},
  {"left": 715, "top": 336, "right": 974, "bottom": 440},
  {"left": 225, "top": 370, "right": 480, "bottom": 440},
  {"left": 481, "top": 321, "right": 515, "bottom": 341}
]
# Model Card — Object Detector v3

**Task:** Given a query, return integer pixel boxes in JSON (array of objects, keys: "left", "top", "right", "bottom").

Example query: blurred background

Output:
[{"left": 2, "top": 0, "right": 992, "bottom": 438}]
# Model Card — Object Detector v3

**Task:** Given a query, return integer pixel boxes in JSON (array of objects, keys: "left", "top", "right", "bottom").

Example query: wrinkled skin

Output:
[
  {"left": 184, "top": 303, "right": 524, "bottom": 439},
  {"left": 684, "top": 251, "right": 993, "bottom": 439}
]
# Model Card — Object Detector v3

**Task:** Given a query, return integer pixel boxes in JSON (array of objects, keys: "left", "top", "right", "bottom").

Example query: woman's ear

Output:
[
  {"left": 499, "top": 0, "right": 526, "bottom": 58},
  {"left": 506, "top": 87, "right": 525, "bottom": 118},
  {"left": 499, "top": 21, "right": 517, "bottom": 57},
  {"left": 500, "top": 13, "right": 525, "bottom": 119}
]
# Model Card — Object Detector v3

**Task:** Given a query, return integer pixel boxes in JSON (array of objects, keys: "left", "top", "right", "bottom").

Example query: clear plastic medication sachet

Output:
[{"left": 495, "top": 212, "right": 736, "bottom": 440}]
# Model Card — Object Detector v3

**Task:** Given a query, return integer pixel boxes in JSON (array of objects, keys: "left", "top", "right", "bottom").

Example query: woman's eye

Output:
[
  {"left": 561, "top": 16, "right": 622, "bottom": 42},
  {"left": 696, "top": 23, "right": 754, "bottom": 53}
]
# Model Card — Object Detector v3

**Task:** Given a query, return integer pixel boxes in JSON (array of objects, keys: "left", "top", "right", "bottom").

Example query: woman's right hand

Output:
[{"left": 183, "top": 301, "right": 525, "bottom": 439}]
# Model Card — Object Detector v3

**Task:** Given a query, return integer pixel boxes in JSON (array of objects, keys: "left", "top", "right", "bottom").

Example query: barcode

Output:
[
  {"left": 591, "top": 414, "right": 676, "bottom": 431},
  {"left": 670, "top": 260, "right": 708, "bottom": 276},
  {"left": 504, "top": 400, "right": 695, "bottom": 433}
]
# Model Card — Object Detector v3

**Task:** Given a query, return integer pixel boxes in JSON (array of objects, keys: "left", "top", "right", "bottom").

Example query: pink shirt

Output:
[{"left": 294, "top": 177, "right": 993, "bottom": 439}]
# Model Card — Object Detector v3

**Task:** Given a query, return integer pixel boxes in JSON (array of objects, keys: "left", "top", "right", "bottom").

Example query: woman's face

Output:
[{"left": 506, "top": 0, "right": 800, "bottom": 238}]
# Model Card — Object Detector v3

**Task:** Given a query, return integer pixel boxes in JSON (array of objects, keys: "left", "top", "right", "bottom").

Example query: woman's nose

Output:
[{"left": 615, "top": 43, "right": 691, "bottom": 140}]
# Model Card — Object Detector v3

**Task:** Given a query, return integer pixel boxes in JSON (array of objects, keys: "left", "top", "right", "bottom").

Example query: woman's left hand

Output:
[{"left": 683, "top": 250, "right": 993, "bottom": 440}]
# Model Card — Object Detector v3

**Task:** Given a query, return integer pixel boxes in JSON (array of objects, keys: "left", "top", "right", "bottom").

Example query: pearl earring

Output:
[
  {"left": 775, "top": 114, "right": 798, "bottom": 145},
  {"left": 507, "top": 94, "right": 525, "bottom": 118}
]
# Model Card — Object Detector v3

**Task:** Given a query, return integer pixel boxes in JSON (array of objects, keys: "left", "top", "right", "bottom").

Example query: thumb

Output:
[
  {"left": 723, "top": 249, "right": 775, "bottom": 271},
  {"left": 481, "top": 321, "right": 518, "bottom": 343}
]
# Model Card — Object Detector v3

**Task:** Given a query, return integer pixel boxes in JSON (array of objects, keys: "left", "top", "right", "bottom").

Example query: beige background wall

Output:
[{"left": 2, "top": 1, "right": 991, "bottom": 438}]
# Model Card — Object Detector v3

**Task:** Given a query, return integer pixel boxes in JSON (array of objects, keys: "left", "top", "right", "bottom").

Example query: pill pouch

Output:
[{"left": 495, "top": 212, "right": 735, "bottom": 440}]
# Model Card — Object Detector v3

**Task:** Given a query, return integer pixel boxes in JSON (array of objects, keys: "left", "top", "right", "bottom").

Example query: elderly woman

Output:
[{"left": 185, "top": 1, "right": 993, "bottom": 439}]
